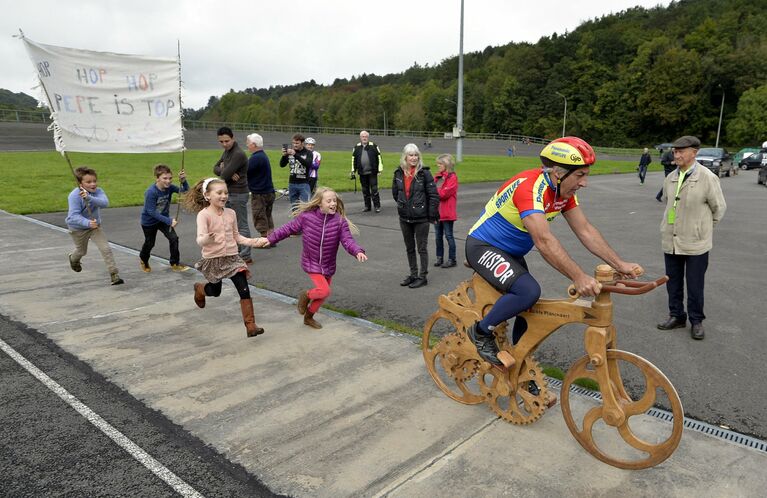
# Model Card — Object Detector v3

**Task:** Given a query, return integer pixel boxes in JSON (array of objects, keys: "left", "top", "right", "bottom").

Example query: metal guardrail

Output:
[
  {"left": 1, "top": 110, "right": 549, "bottom": 144},
  {"left": 0, "top": 109, "right": 50, "bottom": 123},
  {"left": 185, "top": 119, "right": 550, "bottom": 144},
  {"left": 0, "top": 110, "right": 680, "bottom": 155}
]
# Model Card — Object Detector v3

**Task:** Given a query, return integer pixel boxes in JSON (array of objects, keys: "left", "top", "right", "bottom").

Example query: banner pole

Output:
[{"left": 175, "top": 39, "right": 185, "bottom": 221}]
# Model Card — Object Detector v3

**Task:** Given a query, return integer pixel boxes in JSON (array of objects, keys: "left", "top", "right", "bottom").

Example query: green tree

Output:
[{"left": 727, "top": 84, "right": 767, "bottom": 145}]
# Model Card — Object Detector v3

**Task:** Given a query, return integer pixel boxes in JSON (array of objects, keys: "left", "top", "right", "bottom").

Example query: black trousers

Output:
[
  {"left": 664, "top": 252, "right": 709, "bottom": 324},
  {"left": 140, "top": 223, "right": 179, "bottom": 265},
  {"left": 400, "top": 220, "right": 430, "bottom": 278},
  {"left": 359, "top": 173, "right": 380, "bottom": 209},
  {"left": 204, "top": 271, "right": 251, "bottom": 300},
  {"left": 656, "top": 167, "right": 674, "bottom": 200}
]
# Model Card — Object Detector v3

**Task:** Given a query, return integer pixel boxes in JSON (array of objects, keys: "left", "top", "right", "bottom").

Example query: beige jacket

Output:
[{"left": 660, "top": 162, "right": 726, "bottom": 255}]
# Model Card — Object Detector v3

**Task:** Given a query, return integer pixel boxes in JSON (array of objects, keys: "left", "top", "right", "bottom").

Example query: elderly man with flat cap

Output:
[{"left": 657, "top": 135, "right": 726, "bottom": 340}]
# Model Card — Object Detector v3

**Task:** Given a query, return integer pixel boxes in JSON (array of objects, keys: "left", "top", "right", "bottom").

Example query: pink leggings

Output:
[{"left": 307, "top": 273, "right": 332, "bottom": 313}]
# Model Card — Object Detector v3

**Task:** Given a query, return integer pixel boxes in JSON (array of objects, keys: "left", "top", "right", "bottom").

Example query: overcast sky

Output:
[{"left": 2, "top": 0, "right": 671, "bottom": 109}]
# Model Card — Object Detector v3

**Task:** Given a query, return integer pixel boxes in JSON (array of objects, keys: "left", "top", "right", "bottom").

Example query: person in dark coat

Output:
[
  {"left": 638, "top": 147, "right": 652, "bottom": 185},
  {"left": 392, "top": 143, "right": 440, "bottom": 289},
  {"left": 351, "top": 130, "right": 384, "bottom": 212},
  {"left": 656, "top": 147, "right": 676, "bottom": 201}
]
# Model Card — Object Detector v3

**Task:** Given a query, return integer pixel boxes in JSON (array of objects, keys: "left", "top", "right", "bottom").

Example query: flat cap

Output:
[{"left": 671, "top": 135, "right": 701, "bottom": 149}]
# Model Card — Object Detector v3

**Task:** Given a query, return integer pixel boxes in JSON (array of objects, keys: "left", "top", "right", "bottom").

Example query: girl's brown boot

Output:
[{"left": 303, "top": 310, "right": 322, "bottom": 329}]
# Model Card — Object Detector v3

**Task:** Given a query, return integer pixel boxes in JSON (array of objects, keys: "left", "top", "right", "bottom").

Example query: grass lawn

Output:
[{"left": 0, "top": 149, "right": 647, "bottom": 214}]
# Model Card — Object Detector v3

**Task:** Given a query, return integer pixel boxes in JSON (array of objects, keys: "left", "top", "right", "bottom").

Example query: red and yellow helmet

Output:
[{"left": 540, "top": 136, "right": 596, "bottom": 169}]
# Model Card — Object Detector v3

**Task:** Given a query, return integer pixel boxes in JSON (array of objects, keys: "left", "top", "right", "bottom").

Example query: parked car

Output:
[
  {"left": 739, "top": 152, "right": 765, "bottom": 170},
  {"left": 696, "top": 147, "right": 734, "bottom": 177},
  {"left": 734, "top": 147, "right": 761, "bottom": 168}
]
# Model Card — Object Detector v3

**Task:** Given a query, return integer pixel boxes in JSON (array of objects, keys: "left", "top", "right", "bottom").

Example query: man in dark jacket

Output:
[
  {"left": 656, "top": 147, "right": 675, "bottom": 202},
  {"left": 280, "top": 133, "right": 313, "bottom": 213},
  {"left": 213, "top": 127, "right": 252, "bottom": 263},
  {"left": 246, "top": 133, "right": 275, "bottom": 237},
  {"left": 392, "top": 144, "right": 440, "bottom": 289},
  {"left": 351, "top": 130, "right": 384, "bottom": 212},
  {"left": 638, "top": 147, "right": 652, "bottom": 185}
]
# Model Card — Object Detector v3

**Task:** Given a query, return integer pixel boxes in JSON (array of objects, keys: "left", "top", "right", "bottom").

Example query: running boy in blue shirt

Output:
[
  {"left": 66, "top": 166, "right": 124, "bottom": 285},
  {"left": 139, "top": 164, "right": 189, "bottom": 272}
]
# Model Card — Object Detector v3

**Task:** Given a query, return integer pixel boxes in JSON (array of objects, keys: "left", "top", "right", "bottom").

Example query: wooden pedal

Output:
[
  {"left": 497, "top": 350, "right": 515, "bottom": 368},
  {"left": 545, "top": 391, "right": 558, "bottom": 408}
]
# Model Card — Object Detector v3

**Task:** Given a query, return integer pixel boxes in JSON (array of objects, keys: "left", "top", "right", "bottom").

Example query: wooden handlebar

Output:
[
  {"left": 568, "top": 276, "right": 668, "bottom": 298},
  {"left": 601, "top": 276, "right": 668, "bottom": 295}
]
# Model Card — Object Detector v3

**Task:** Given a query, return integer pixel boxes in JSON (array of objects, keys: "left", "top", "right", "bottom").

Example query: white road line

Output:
[
  {"left": 0, "top": 337, "right": 204, "bottom": 498},
  {"left": 0, "top": 246, "right": 71, "bottom": 254}
]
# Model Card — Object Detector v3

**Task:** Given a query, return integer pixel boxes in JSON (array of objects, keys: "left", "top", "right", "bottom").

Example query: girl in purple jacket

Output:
[{"left": 257, "top": 187, "right": 367, "bottom": 329}]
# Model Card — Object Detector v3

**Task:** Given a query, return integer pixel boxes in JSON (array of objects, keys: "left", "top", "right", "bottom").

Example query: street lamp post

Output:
[
  {"left": 455, "top": 0, "right": 465, "bottom": 162},
  {"left": 383, "top": 110, "right": 387, "bottom": 136},
  {"left": 715, "top": 86, "right": 725, "bottom": 148},
  {"left": 555, "top": 91, "right": 567, "bottom": 137}
]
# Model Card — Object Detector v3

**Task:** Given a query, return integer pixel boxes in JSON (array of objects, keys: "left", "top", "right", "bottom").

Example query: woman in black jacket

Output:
[{"left": 392, "top": 143, "right": 440, "bottom": 288}]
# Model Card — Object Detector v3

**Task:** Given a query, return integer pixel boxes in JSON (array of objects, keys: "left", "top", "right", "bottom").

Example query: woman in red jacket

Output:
[{"left": 433, "top": 154, "right": 459, "bottom": 268}]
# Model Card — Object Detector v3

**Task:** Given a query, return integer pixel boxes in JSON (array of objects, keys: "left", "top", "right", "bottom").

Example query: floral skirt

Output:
[{"left": 195, "top": 255, "right": 250, "bottom": 283}]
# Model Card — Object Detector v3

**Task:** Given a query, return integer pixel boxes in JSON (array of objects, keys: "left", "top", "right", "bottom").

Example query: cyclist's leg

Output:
[
  {"left": 479, "top": 274, "right": 540, "bottom": 336},
  {"left": 464, "top": 236, "right": 532, "bottom": 364}
]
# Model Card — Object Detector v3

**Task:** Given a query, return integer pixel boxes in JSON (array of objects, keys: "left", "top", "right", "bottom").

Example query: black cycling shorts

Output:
[{"left": 465, "top": 235, "right": 529, "bottom": 293}]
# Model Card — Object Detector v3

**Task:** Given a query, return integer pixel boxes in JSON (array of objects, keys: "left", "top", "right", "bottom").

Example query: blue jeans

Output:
[
  {"left": 288, "top": 183, "right": 311, "bottom": 213},
  {"left": 638, "top": 165, "right": 648, "bottom": 184},
  {"left": 434, "top": 220, "right": 456, "bottom": 261},
  {"left": 226, "top": 191, "right": 251, "bottom": 260}
]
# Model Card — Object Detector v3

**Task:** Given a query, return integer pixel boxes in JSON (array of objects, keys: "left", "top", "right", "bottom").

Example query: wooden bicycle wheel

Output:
[
  {"left": 560, "top": 350, "right": 684, "bottom": 469},
  {"left": 422, "top": 311, "right": 484, "bottom": 405}
]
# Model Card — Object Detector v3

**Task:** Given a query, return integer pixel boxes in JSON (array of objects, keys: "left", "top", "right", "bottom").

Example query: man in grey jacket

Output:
[
  {"left": 213, "top": 127, "right": 252, "bottom": 263},
  {"left": 657, "top": 135, "right": 726, "bottom": 340}
]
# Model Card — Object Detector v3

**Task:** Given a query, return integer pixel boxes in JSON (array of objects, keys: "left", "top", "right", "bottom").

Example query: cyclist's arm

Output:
[
  {"left": 523, "top": 212, "right": 600, "bottom": 296},
  {"left": 562, "top": 206, "right": 640, "bottom": 277}
]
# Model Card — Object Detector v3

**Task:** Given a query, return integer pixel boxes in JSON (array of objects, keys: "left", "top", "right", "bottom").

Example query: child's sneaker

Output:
[
  {"left": 139, "top": 260, "right": 151, "bottom": 272},
  {"left": 170, "top": 264, "right": 189, "bottom": 272},
  {"left": 68, "top": 254, "right": 82, "bottom": 272},
  {"left": 110, "top": 272, "right": 124, "bottom": 285}
]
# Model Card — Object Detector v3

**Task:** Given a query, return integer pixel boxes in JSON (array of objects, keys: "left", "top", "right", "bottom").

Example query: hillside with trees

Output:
[
  {"left": 0, "top": 89, "right": 38, "bottom": 110},
  {"left": 197, "top": 0, "right": 767, "bottom": 147}
]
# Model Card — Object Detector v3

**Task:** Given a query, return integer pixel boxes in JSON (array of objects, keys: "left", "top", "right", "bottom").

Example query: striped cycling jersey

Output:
[{"left": 468, "top": 168, "right": 578, "bottom": 256}]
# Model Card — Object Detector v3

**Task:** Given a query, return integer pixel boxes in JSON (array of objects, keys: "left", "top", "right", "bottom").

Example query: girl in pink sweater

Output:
[{"left": 183, "top": 177, "right": 264, "bottom": 338}]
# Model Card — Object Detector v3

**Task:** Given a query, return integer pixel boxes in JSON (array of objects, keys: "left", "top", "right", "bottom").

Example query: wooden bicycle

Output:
[{"left": 422, "top": 264, "right": 683, "bottom": 469}]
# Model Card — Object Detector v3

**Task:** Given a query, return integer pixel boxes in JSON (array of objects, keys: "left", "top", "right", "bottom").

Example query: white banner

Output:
[{"left": 23, "top": 37, "right": 183, "bottom": 153}]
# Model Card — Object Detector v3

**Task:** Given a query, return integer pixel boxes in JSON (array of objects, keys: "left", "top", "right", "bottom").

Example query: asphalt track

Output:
[
  {"left": 0, "top": 315, "right": 280, "bottom": 497},
  {"left": 26, "top": 169, "right": 767, "bottom": 440}
]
